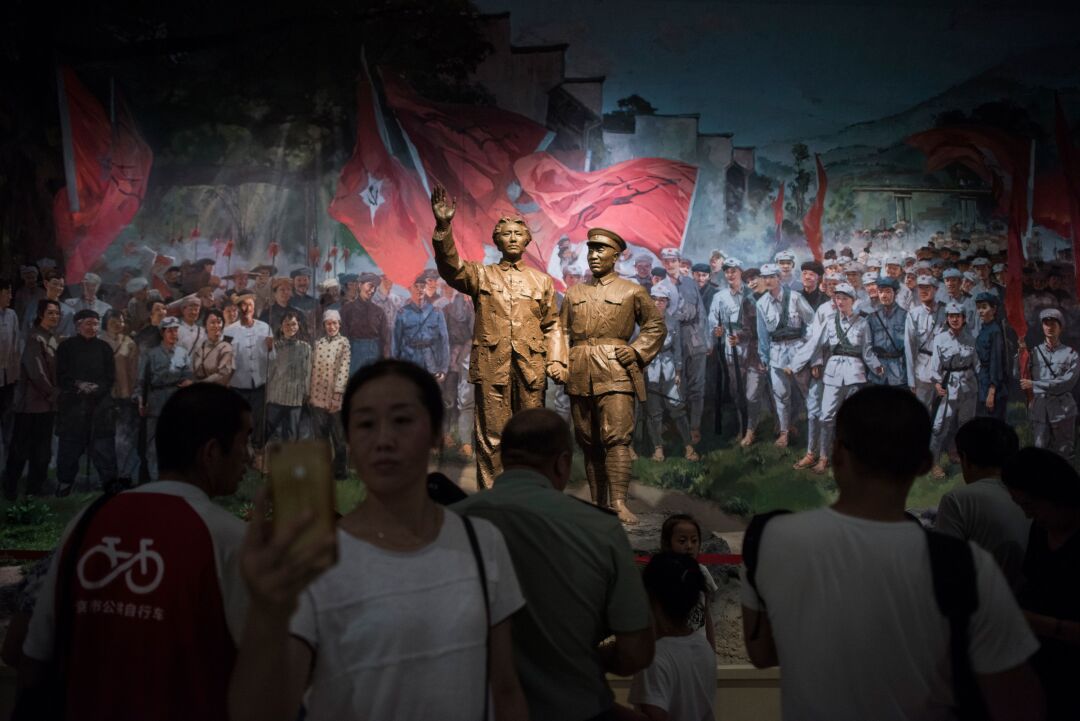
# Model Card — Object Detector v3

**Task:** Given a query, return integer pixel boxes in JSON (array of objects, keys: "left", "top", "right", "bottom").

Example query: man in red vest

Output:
[{"left": 19, "top": 383, "right": 253, "bottom": 721}]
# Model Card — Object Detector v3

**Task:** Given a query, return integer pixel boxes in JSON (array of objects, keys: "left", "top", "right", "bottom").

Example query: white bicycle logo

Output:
[{"left": 77, "top": 537, "right": 165, "bottom": 595}]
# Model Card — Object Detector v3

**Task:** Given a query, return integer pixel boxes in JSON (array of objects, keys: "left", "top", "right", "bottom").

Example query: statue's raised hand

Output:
[{"left": 431, "top": 184, "right": 456, "bottom": 229}]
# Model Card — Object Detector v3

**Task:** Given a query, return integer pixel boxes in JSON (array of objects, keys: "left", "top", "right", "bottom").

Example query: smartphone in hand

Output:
[{"left": 268, "top": 440, "right": 339, "bottom": 566}]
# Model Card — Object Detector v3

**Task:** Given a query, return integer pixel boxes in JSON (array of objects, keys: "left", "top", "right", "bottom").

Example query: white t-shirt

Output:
[
  {"left": 289, "top": 511, "right": 525, "bottom": 721},
  {"left": 629, "top": 634, "right": 716, "bottom": 721},
  {"left": 740, "top": 507, "right": 1039, "bottom": 721}
]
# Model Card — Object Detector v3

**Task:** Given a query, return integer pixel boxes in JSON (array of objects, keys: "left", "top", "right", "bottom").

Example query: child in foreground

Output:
[
  {"left": 660, "top": 514, "right": 717, "bottom": 651},
  {"left": 623, "top": 552, "right": 717, "bottom": 721}
]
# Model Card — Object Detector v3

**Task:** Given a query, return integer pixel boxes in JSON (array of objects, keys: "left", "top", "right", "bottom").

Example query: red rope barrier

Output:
[
  {"left": 0, "top": 549, "right": 50, "bottom": 561},
  {"left": 636, "top": 553, "right": 742, "bottom": 565}
]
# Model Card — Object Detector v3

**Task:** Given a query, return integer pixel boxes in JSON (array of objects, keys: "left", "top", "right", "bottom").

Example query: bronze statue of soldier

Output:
[
  {"left": 430, "top": 184, "right": 565, "bottom": 488},
  {"left": 552, "top": 228, "right": 665, "bottom": 523}
]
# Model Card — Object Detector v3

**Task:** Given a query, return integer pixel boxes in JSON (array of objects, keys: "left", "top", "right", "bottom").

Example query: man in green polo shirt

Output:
[{"left": 454, "top": 408, "right": 654, "bottom": 721}]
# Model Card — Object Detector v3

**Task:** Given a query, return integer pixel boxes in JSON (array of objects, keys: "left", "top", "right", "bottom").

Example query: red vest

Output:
[{"left": 59, "top": 493, "right": 236, "bottom": 721}]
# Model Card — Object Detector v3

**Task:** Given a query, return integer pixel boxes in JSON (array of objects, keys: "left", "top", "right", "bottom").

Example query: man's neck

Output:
[
  {"left": 1046, "top": 337, "right": 1061, "bottom": 350},
  {"left": 241, "top": 317, "right": 255, "bottom": 328},
  {"left": 729, "top": 281, "right": 742, "bottom": 293},
  {"left": 831, "top": 479, "right": 913, "bottom": 522},
  {"left": 769, "top": 286, "right": 782, "bottom": 299}
]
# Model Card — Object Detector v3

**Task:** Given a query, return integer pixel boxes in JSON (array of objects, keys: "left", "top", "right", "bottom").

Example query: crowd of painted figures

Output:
[{"left": 2, "top": 205, "right": 1078, "bottom": 511}]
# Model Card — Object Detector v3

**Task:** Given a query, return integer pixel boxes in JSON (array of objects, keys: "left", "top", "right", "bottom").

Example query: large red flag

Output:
[
  {"left": 53, "top": 68, "right": 152, "bottom": 284},
  {"left": 328, "top": 75, "right": 431, "bottom": 288},
  {"left": 771, "top": 181, "right": 785, "bottom": 242},
  {"left": 1054, "top": 96, "right": 1080, "bottom": 298},
  {"left": 800, "top": 154, "right": 827, "bottom": 262},
  {"left": 513, "top": 152, "right": 698, "bottom": 259},
  {"left": 380, "top": 72, "right": 551, "bottom": 263},
  {"left": 907, "top": 126, "right": 1031, "bottom": 341}
]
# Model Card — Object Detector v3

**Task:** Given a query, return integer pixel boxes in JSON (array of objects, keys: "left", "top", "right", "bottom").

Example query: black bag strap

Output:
[
  {"left": 924, "top": 529, "right": 988, "bottom": 721},
  {"left": 462, "top": 515, "right": 491, "bottom": 721},
  {"left": 742, "top": 509, "right": 792, "bottom": 602}
]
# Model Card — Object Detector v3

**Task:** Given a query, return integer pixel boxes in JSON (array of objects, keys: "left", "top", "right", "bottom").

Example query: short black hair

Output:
[
  {"left": 203, "top": 308, "right": 224, "bottom": 326},
  {"left": 955, "top": 418, "right": 1019, "bottom": 469},
  {"left": 835, "top": 386, "right": 931, "bottom": 480},
  {"left": 147, "top": 299, "right": 165, "bottom": 313},
  {"left": 101, "top": 308, "right": 125, "bottom": 329},
  {"left": 0, "top": 278, "right": 11, "bottom": 292},
  {"left": 35, "top": 298, "right": 60, "bottom": 324},
  {"left": 660, "top": 513, "right": 702, "bottom": 550},
  {"left": 156, "top": 385, "right": 251, "bottom": 474},
  {"left": 1002, "top": 447, "right": 1080, "bottom": 507},
  {"left": 340, "top": 359, "right": 444, "bottom": 439},
  {"left": 276, "top": 309, "right": 304, "bottom": 338},
  {"left": 500, "top": 408, "right": 572, "bottom": 470},
  {"left": 641, "top": 551, "right": 706, "bottom": 625}
]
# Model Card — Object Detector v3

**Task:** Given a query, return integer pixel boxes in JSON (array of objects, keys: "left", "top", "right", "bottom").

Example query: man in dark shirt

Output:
[
  {"left": 289, "top": 267, "right": 318, "bottom": 315},
  {"left": 800, "top": 261, "right": 828, "bottom": 310},
  {"left": 340, "top": 271, "right": 388, "bottom": 374},
  {"left": 55, "top": 309, "right": 116, "bottom": 495},
  {"left": 259, "top": 277, "right": 306, "bottom": 338},
  {"left": 134, "top": 300, "right": 166, "bottom": 352},
  {"left": 974, "top": 292, "right": 1009, "bottom": 420}
]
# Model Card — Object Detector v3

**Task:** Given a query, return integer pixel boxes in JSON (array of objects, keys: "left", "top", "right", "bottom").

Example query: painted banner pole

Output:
[{"left": 55, "top": 63, "right": 79, "bottom": 213}]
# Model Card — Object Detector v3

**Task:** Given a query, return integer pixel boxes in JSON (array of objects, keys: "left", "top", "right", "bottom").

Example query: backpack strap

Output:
[
  {"left": 742, "top": 510, "right": 791, "bottom": 642},
  {"left": 462, "top": 515, "right": 491, "bottom": 721},
  {"left": 924, "top": 528, "right": 988, "bottom": 721}
]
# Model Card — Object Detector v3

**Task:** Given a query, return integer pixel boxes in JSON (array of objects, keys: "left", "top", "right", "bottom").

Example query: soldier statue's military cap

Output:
[
  {"left": 358, "top": 272, "right": 380, "bottom": 285},
  {"left": 290, "top": 267, "right": 312, "bottom": 278},
  {"left": 659, "top": 247, "right": 681, "bottom": 260},
  {"left": 971, "top": 257, "right": 991, "bottom": 267},
  {"left": 992, "top": 263, "right": 1005, "bottom": 274},
  {"left": 722, "top": 257, "right": 743, "bottom": 269},
  {"left": 19, "top": 265, "right": 38, "bottom": 276},
  {"left": 82, "top": 272, "right": 102, "bottom": 286},
  {"left": 824, "top": 272, "right": 845, "bottom": 283},
  {"left": 587, "top": 228, "right": 627, "bottom": 252},
  {"left": 975, "top": 292, "right": 999, "bottom": 306},
  {"left": 866, "top": 256, "right": 883, "bottom": 268},
  {"left": 917, "top": 275, "right": 939, "bottom": 287},
  {"left": 1040, "top": 308, "right": 1065, "bottom": 326},
  {"left": 801, "top": 261, "right": 824, "bottom": 275},
  {"left": 862, "top": 272, "right": 879, "bottom": 286},
  {"left": 944, "top": 301, "right": 967, "bottom": 315},
  {"left": 845, "top": 262, "right": 865, "bottom": 274},
  {"left": 774, "top": 249, "right": 796, "bottom": 262},
  {"left": 877, "top": 277, "right": 899, "bottom": 291},
  {"left": 885, "top": 255, "right": 903, "bottom": 267},
  {"left": 73, "top": 309, "right": 100, "bottom": 322},
  {"left": 160, "top": 317, "right": 181, "bottom": 330},
  {"left": 759, "top": 263, "right": 780, "bottom": 277},
  {"left": 833, "top": 282, "right": 857, "bottom": 299},
  {"left": 691, "top": 263, "right": 711, "bottom": 274},
  {"left": 942, "top": 268, "right": 963, "bottom": 280},
  {"left": 931, "top": 258, "right": 945, "bottom": 267},
  {"left": 963, "top": 271, "right": 979, "bottom": 282}
]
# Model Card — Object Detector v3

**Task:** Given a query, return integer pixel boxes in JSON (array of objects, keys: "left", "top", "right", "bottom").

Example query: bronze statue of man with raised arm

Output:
[
  {"left": 430, "top": 184, "right": 565, "bottom": 488},
  {"left": 556, "top": 228, "right": 665, "bottom": 523}
]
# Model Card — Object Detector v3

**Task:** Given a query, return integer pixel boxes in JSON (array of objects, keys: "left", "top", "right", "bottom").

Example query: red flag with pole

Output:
[
  {"left": 53, "top": 68, "right": 152, "bottom": 284},
  {"left": 801, "top": 154, "right": 827, "bottom": 262},
  {"left": 512, "top": 152, "right": 698, "bottom": 260},
  {"left": 328, "top": 72, "right": 431, "bottom": 287},
  {"left": 772, "top": 182, "right": 785, "bottom": 243},
  {"left": 381, "top": 72, "right": 552, "bottom": 263}
]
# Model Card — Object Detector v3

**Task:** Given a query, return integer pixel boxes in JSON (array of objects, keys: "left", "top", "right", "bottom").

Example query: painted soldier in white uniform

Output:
[
  {"left": 1022, "top": 308, "right": 1079, "bottom": 460},
  {"left": 644, "top": 284, "right": 697, "bottom": 462},
  {"left": 709, "top": 257, "right": 765, "bottom": 448},
  {"left": 905, "top": 275, "right": 947, "bottom": 409},
  {"left": 928, "top": 301, "right": 979, "bottom": 478},
  {"left": 756, "top": 263, "right": 814, "bottom": 448},
  {"left": 786, "top": 283, "right": 883, "bottom": 473},
  {"left": 796, "top": 271, "right": 842, "bottom": 467}
]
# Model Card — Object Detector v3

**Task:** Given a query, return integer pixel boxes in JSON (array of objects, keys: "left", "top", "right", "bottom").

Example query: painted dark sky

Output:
[{"left": 475, "top": 0, "right": 1079, "bottom": 147}]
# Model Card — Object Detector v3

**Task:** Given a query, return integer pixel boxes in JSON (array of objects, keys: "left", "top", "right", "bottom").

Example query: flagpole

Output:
[
  {"left": 56, "top": 63, "right": 79, "bottom": 213},
  {"left": 1025, "top": 139, "right": 1036, "bottom": 262}
]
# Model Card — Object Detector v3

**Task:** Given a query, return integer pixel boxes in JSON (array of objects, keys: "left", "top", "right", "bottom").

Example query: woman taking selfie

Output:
[{"left": 230, "top": 359, "right": 528, "bottom": 721}]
